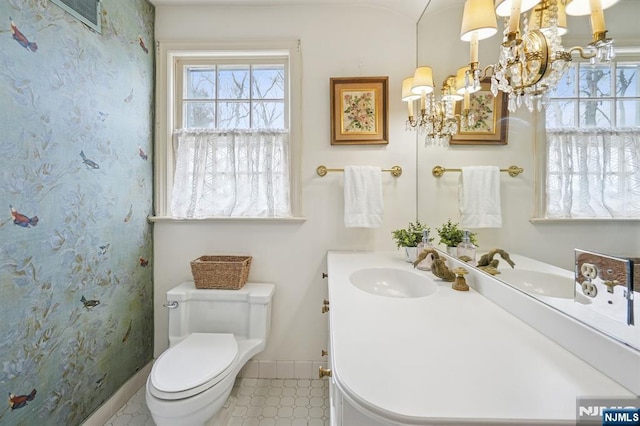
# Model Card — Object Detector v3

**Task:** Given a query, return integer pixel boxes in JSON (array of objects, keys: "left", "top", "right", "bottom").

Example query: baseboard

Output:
[
  {"left": 80, "top": 361, "right": 154, "bottom": 426},
  {"left": 239, "top": 360, "right": 327, "bottom": 380}
]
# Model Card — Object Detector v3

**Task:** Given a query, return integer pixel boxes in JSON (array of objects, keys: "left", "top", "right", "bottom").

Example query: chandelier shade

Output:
[
  {"left": 460, "top": 0, "right": 498, "bottom": 41},
  {"left": 495, "top": 0, "right": 542, "bottom": 17},
  {"left": 564, "top": 0, "right": 620, "bottom": 16},
  {"left": 402, "top": 78, "right": 420, "bottom": 101},
  {"left": 411, "top": 66, "right": 435, "bottom": 94}
]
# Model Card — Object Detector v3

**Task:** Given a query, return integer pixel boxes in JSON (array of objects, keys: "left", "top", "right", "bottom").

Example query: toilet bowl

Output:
[{"left": 146, "top": 282, "right": 274, "bottom": 426}]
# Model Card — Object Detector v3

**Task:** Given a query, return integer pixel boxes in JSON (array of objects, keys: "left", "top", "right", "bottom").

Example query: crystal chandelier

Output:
[
  {"left": 459, "top": 0, "right": 621, "bottom": 113},
  {"left": 402, "top": 67, "right": 463, "bottom": 147}
]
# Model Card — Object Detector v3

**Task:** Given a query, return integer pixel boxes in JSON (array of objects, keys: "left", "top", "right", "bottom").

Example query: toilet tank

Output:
[{"left": 166, "top": 282, "right": 275, "bottom": 346}]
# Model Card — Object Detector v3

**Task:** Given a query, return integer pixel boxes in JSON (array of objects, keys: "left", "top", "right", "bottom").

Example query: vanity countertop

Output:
[{"left": 327, "top": 250, "right": 636, "bottom": 425}]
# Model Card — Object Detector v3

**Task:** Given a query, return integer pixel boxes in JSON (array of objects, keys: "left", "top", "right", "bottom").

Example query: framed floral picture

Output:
[
  {"left": 450, "top": 78, "right": 508, "bottom": 145},
  {"left": 330, "top": 76, "right": 388, "bottom": 145}
]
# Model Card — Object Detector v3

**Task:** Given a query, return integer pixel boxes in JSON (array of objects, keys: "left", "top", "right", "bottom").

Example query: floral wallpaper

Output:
[{"left": 0, "top": 0, "right": 154, "bottom": 425}]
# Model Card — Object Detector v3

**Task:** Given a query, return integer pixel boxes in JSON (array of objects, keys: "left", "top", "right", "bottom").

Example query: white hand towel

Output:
[
  {"left": 344, "top": 166, "right": 383, "bottom": 228},
  {"left": 459, "top": 166, "right": 502, "bottom": 228}
]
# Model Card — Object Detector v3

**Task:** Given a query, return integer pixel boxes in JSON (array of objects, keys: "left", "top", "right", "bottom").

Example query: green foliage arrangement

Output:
[
  {"left": 391, "top": 220, "right": 430, "bottom": 248},
  {"left": 436, "top": 219, "right": 478, "bottom": 247}
]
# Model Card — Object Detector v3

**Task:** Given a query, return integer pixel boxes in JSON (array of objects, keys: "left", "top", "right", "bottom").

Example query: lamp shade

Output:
[
  {"left": 529, "top": 0, "right": 568, "bottom": 36},
  {"left": 565, "top": 0, "right": 620, "bottom": 16},
  {"left": 455, "top": 66, "right": 481, "bottom": 94},
  {"left": 460, "top": 0, "right": 498, "bottom": 41},
  {"left": 495, "top": 0, "right": 543, "bottom": 17},
  {"left": 411, "top": 66, "right": 434, "bottom": 94},
  {"left": 402, "top": 77, "right": 420, "bottom": 101}
]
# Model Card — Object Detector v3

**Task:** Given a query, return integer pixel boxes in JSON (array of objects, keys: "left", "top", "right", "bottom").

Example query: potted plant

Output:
[
  {"left": 392, "top": 220, "right": 430, "bottom": 262},
  {"left": 436, "top": 219, "right": 478, "bottom": 255}
]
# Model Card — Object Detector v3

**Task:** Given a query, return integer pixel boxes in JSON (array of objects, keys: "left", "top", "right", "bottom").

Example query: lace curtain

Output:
[
  {"left": 546, "top": 128, "right": 640, "bottom": 218},
  {"left": 171, "top": 129, "right": 291, "bottom": 218}
]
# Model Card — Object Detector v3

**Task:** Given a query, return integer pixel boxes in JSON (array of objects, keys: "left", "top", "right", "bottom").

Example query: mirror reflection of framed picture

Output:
[
  {"left": 451, "top": 78, "right": 509, "bottom": 145},
  {"left": 330, "top": 76, "right": 388, "bottom": 145}
]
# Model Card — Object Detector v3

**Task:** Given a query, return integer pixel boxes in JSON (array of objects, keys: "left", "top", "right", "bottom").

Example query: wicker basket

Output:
[{"left": 190, "top": 255, "right": 252, "bottom": 289}]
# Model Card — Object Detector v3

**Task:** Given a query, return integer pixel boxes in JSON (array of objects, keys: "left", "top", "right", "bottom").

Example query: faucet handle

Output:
[
  {"left": 452, "top": 267, "right": 470, "bottom": 292},
  {"left": 604, "top": 280, "right": 621, "bottom": 294}
]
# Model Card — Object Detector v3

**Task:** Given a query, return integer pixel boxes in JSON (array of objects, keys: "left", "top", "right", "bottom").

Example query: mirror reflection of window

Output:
[{"left": 544, "top": 59, "right": 640, "bottom": 219}]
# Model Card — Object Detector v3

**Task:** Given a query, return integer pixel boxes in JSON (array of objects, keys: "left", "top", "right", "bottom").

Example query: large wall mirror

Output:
[{"left": 415, "top": 0, "right": 640, "bottom": 350}]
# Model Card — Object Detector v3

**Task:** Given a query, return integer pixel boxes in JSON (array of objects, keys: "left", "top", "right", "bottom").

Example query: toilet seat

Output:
[{"left": 149, "top": 333, "right": 238, "bottom": 400}]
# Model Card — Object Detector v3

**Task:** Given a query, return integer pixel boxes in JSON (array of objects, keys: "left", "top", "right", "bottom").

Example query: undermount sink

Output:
[
  {"left": 349, "top": 267, "right": 437, "bottom": 298},
  {"left": 495, "top": 269, "right": 576, "bottom": 299}
]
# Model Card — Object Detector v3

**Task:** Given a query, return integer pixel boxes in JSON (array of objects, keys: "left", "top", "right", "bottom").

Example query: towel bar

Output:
[
  {"left": 432, "top": 165, "right": 523, "bottom": 178},
  {"left": 316, "top": 165, "right": 402, "bottom": 177}
]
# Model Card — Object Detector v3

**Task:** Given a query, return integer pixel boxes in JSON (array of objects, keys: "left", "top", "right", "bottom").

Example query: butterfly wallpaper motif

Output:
[{"left": 0, "top": 0, "right": 154, "bottom": 424}]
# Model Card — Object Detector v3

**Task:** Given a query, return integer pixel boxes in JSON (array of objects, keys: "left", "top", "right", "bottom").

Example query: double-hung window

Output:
[
  {"left": 541, "top": 58, "right": 640, "bottom": 219},
  {"left": 156, "top": 41, "right": 301, "bottom": 219}
]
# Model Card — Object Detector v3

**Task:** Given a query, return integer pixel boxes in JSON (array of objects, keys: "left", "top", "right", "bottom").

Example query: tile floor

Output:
[{"left": 105, "top": 378, "right": 330, "bottom": 426}]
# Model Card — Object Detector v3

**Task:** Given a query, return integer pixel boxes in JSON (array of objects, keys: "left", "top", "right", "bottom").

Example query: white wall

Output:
[
  {"left": 416, "top": 1, "right": 640, "bottom": 270},
  {"left": 153, "top": 1, "right": 640, "bottom": 364},
  {"left": 153, "top": 4, "right": 418, "bottom": 361}
]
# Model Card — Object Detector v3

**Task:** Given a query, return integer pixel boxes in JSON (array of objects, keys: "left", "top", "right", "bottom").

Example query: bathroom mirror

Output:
[{"left": 415, "top": 0, "right": 640, "bottom": 351}]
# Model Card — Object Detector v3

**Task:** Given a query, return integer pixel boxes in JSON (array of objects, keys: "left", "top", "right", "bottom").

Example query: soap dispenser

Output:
[
  {"left": 416, "top": 229, "right": 434, "bottom": 271},
  {"left": 456, "top": 230, "right": 476, "bottom": 263}
]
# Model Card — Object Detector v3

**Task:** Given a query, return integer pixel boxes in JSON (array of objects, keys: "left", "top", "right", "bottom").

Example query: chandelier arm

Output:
[
  {"left": 481, "top": 64, "right": 495, "bottom": 80},
  {"left": 567, "top": 45, "right": 597, "bottom": 60}
]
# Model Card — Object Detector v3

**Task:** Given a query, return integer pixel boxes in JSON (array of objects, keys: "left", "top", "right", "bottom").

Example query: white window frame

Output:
[
  {"left": 532, "top": 47, "right": 640, "bottom": 222},
  {"left": 152, "top": 40, "right": 303, "bottom": 221}
]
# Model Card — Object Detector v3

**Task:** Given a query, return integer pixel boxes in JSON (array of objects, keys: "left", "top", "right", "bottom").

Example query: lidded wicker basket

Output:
[{"left": 190, "top": 255, "right": 252, "bottom": 289}]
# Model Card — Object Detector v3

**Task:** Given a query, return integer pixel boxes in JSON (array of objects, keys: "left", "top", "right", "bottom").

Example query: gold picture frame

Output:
[
  {"left": 330, "top": 76, "right": 388, "bottom": 145},
  {"left": 451, "top": 79, "right": 509, "bottom": 145}
]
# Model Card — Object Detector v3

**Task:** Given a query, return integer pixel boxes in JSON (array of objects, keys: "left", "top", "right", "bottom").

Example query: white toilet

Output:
[{"left": 146, "top": 281, "right": 275, "bottom": 426}]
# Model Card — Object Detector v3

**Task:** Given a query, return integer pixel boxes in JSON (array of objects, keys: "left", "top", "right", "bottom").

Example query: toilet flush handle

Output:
[{"left": 163, "top": 301, "right": 179, "bottom": 309}]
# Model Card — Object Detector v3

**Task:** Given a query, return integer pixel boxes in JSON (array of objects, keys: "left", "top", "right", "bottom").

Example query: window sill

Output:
[
  {"left": 148, "top": 215, "right": 307, "bottom": 224},
  {"left": 530, "top": 217, "right": 640, "bottom": 223}
]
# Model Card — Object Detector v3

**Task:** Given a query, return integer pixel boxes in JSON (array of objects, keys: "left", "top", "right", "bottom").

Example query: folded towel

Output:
[
  {"left": 459, "top": 166, "right": 502, "bottom": 228},
  {"left": 344, "top": 166, "right": 383, "bottom": 228}
]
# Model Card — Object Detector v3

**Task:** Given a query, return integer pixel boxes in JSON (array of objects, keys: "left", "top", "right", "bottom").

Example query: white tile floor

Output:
[{"left": 105, "top": 378, "right": 329, "bottom": 426}]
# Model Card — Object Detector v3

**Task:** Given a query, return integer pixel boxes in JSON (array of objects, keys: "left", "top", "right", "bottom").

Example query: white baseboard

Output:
[{"left": 80, "top": 362, "right": 153, "bottom": 426}]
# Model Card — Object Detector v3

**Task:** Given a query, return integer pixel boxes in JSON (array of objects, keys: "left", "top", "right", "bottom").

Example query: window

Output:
[
  {"left": 154, "top": 41, "right": 301, "bottom": 220},
  {"left": 541, "top": 59, "right": 640, "bottom": 219},
  {"left": 178, "top": 61, "right": 286, "bottom": 130},
  {"left": 546, "top": 61, "right": 640, "bottom": 128}
]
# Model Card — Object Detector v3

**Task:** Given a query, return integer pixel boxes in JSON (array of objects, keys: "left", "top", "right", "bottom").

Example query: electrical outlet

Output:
[
  {"left": 581, "top": 281, "right": 598, "bottom": 298},
  {"left": 580, "top": 262, "right": 598, "bottom": 280}
]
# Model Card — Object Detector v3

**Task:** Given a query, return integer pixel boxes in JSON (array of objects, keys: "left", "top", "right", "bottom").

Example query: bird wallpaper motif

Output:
[{"left": 0, "top": 0, "right": 154, "bottom": 425}]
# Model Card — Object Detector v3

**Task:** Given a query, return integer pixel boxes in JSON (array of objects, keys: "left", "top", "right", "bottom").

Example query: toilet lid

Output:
[{"left": 151, "top": 333, "right": 238, "bottom": 395}]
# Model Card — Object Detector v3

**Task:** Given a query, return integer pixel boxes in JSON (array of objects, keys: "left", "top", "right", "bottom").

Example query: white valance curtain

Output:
[
  {"left": 546, "top": 128, "right": 640, "bottom": 218},
  {"left": 171, "top": 129, "right": 291, "bottom": 218}
]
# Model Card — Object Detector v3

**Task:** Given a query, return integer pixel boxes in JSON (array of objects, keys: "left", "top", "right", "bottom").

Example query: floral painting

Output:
[
  {"left": 451, "top": 79, "right": 508, "bottom": 145},
  {"left": 330, "top": 77, "right": 388, "bottom": 145},
  {"left": 461, "top": 91, "right": 495, "bottom": 133},
  {"left": 342, "top": 90, "right": 376, "bottom": 133},
  {"left": 0, "top": 0, "right": 154, "bottom": 424}
]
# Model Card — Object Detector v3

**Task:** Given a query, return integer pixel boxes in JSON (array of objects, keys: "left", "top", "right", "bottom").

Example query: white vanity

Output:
[{"left": 326, "top": 251, "right": 639, "bottom": 426}]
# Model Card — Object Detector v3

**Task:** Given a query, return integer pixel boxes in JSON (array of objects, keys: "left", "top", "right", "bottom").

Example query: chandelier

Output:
[
  {"left": 402, "top": 65, "right": 481, "bottom": 146},
  {"left": 459, "top": 0, "right": 621, "bottom": 112},
  {"left": 403, "top": 66, "right": 474, "bottom": 147}
]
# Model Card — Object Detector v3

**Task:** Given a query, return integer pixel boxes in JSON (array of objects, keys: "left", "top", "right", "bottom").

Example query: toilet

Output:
[{"left": 146, "top": 281, "right": 275, "bottom": 426}]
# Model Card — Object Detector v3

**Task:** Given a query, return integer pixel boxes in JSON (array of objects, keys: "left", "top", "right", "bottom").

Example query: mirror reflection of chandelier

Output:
[
  {"left": 403, "top": 67, "right": 468, "bottom": 147},
  {"left": 460, "top": 0, "right": 620, "bottom": 112}
]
